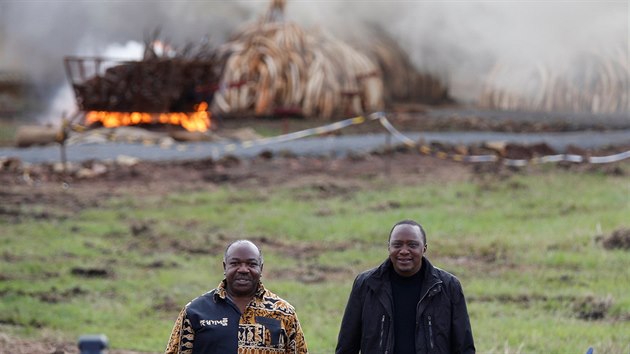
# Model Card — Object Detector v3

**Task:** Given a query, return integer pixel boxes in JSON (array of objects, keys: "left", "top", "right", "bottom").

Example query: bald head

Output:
[{"left": 224, "top": 240, "right": 263, "bottom": 265}]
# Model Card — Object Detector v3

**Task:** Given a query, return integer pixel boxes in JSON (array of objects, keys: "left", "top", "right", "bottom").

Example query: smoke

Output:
[
  {"left": 1, "top": 1, "right": 627, "bottom": 121},
  {"left": 298, "top": 1, "right": 628, "bottom": 104},
  {"left": 1, "top": 1, "right": 255, "bottom": 122}
]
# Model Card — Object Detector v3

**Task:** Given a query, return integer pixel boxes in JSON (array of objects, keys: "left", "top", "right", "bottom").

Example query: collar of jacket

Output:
[
  {"left": 213, "top": 279, "right": 266, "bottom": 302},
  {"left": 366, "top": 257, "right": 444, "bottom": 314}
]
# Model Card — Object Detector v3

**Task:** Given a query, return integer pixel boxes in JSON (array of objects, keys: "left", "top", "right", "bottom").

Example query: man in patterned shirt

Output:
[{"left": 165, "top": 239, "right": 309, "bottom": 354}]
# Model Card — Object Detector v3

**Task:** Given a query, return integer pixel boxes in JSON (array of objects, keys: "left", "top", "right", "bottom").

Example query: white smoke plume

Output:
[{"left": 0, "top": 1, "right": 627, "bottom": 121}]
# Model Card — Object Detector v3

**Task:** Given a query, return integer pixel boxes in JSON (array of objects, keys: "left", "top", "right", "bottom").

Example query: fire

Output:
[{"left": 85, "top": 102, "right": 211, "bottom": 132}]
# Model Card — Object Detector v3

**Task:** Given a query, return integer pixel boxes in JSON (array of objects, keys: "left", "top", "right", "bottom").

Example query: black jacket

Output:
[{"left": 336, "top": 257, "right": 475, "bottom": 354}]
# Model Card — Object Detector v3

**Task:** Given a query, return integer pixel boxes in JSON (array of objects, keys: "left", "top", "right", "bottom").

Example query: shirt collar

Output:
[{"left": 215, "top": 279, "right": 266, "bottom": 300}]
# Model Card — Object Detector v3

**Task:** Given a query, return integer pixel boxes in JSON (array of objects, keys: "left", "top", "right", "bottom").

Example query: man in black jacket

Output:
[{"left": 336, "top": 220, "right": 475, "bottom": 354}]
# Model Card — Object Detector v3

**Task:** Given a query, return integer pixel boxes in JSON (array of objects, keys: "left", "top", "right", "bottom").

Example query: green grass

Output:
[{"left": 1, "top": 164, "right": 629, "bottom": 353}]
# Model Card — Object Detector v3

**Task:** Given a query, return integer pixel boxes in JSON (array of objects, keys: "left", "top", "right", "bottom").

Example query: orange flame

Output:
[{"left": 86, "top": 102, "right": 211, "bottom": 132}]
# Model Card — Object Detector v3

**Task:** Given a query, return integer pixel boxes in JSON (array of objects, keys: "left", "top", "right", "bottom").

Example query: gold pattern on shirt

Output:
[{"left": 164, "top": 281, "right": 308, "bottom": 354}]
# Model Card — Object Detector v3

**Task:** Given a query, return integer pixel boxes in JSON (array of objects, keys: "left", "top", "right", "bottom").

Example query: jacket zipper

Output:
[
  {"left": 379, "top": 315, "right": 385, "bottom": 350},
  {"left": 416, "top": 280, "right": 442, "bottom": 352},
  {"left": 428, "top": 315, "right": 434, "bottom": 349}
]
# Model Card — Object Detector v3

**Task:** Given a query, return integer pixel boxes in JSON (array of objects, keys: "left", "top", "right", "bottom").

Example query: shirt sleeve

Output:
[
  {"left": 164, "top": 308, "right": 195, "bottom": 354},
  {"left": 287, "top": 312, "right": 309, "bottom": 354}
]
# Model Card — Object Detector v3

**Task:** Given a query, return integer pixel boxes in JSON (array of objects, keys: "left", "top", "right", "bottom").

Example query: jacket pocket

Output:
[{"left": 255, "top": 316, "right": 283, "bottom": 346}]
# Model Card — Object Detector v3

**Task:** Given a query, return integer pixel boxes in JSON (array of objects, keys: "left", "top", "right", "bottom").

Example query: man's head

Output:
[
  {"left": 388, "top": 220, "right": 427, "bottom": 277},
  {"left": 223, "top": 240, "right": 263, "bottom": 298}
]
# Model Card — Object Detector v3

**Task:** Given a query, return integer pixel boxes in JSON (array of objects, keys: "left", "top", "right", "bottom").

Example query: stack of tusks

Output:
[
  {"left": 479, "top": 48, "right": 629, "bottom": 114},
  {"left": 212, "top": 0, "right": 384, "bottom": 119}
]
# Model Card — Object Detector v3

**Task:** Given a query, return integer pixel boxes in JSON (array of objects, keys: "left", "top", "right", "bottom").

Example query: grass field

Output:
[{"left": 1, "top": 163, "right": 629, "bottom": 353}]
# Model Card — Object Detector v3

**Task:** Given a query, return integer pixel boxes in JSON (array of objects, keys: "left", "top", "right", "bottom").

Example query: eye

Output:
[{"left": 408, "top": 242, "right": 420, "bottom": 249}]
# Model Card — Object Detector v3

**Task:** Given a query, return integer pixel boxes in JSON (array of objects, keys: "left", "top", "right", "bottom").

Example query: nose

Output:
[{"left": 236, "top": 262, "right": 250, "bottom": 273}]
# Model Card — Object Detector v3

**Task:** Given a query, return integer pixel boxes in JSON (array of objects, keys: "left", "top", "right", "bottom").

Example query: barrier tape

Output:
[
  {"left": 376, "top": 114, "right": 630, "bottom": 165},
  {"left": 221, "top": 113, "right": 380, "bottom": 152}
]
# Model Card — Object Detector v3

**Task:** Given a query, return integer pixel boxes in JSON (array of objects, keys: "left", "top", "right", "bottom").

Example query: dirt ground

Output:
[
  {"left": 2, "top": 111, "right": 630, "bottom": 353},
  {"left": 3, "top": 107, "right": 630, "bottom": 200},
  {"left": 3, "top": 141, "right": 626, "bottom": 211}
]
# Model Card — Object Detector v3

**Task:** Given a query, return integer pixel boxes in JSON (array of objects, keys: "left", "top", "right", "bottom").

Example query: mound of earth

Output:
[{"left": 600, "top": 228, "right": 630, "bottom": 250}]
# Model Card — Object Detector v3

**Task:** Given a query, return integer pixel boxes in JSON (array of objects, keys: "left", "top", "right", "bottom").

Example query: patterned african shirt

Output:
[{"left": 164, "top": 280, "right": 308, "bottom": 354}]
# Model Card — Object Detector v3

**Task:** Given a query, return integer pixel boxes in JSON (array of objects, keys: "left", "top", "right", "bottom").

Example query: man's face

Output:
[
  {"left": 223, "top": 242, "right": 263, "bottom": 298},
  {"left": 388, "top": 224, "right": 426, "bottom": 277}
]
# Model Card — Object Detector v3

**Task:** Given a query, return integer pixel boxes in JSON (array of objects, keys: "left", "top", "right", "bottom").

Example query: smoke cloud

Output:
[{"left": 1, "top": 1, "right": 627, "bottom": 121}]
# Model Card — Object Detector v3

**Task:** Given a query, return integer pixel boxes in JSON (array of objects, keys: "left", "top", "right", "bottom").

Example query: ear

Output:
[
  {"left": 222, "top": 261, "right": 226, "bottom": 273},
  {"left": 424, "top": 243, "right": 428, "bottom": 252}
]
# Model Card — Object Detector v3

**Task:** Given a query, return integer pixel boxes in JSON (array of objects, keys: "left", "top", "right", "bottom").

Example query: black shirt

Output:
[{"left": 390, "top": 266, "right": 424, "bottom": 354}]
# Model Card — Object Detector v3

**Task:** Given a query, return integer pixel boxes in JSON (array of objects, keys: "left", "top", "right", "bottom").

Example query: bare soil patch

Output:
[
  {"left": 0, "top": 148, "right": 475, "bottom": 218},
  {"left": 598, "top": 228, "right": 630, "bottom": 250},
  {"left": 3, "top": 139, "right": 627, "bottom": 215}
]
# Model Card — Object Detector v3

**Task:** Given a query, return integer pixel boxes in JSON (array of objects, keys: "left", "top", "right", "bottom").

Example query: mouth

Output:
[
  {"left": 234, "top": 278, "right": 252, "bottom": 285},
  {"left": 396, "top": 258, "right": 413, "bottom": 265}
]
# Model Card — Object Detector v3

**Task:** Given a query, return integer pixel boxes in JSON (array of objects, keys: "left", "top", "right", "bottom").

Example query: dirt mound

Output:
[
  {"left": 599, "top": 228, "right": 630, "bottom": 250},
  {"left": 572, "top": 295, "right": 614, "bottom": 321}
]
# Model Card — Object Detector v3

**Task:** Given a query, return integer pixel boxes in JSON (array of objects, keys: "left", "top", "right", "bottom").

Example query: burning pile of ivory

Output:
[
  {"left": 479, "top": 47, "right": 629, "bottom": 114},
  {"left": 67, "top": 35, "right": 221, "bottom": 113},
  {"left": 65, "top": 0, "right": 452, "bottom": 122},
  {"left": 212, "top": 0, "right": 384, "bottom": 119}
]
